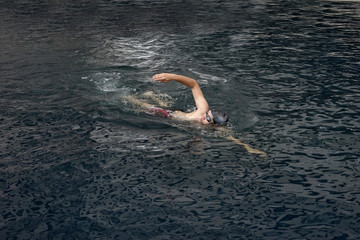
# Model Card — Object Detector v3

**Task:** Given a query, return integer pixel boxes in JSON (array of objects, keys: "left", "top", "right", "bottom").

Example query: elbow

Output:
[{"left": 190, "top": 79, "right": 199, "bottom": 89}]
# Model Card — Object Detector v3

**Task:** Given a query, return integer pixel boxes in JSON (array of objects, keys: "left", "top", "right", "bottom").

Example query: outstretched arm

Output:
[
  {"left": 227, "top": 136, "right": 267, "bottom": 157},
  {"left": 153, "top": 73, "right": 209, "bottom": 112},
  {"left": 214, "top": 127, "right": 267, "bottom": 157}
]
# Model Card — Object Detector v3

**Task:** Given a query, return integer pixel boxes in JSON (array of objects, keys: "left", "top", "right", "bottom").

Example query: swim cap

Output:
[{"left": 211, "top": 109, "right": 229, "bottom": 125}]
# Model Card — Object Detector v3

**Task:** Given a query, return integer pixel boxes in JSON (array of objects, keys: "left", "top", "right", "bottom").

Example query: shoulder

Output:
[
  {"left": 184, "top": 109, "right": 207, "bottom": 120},
  {"left": 172, "top": 110, "right": 200, "bottom": 121},
  {"left": 172, "top": 110, "right": 189, "bottom": 119}
]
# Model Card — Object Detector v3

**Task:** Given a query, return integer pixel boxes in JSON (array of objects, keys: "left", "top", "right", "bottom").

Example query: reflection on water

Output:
[
  {"left": 88, "top": 37, "right": 173, "bottom": 70},
  {"left": 1, "top": 0, "right": 360, "bottom": 239}
]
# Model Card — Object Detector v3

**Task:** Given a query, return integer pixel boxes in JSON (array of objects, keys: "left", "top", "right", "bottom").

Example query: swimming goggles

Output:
[{"left": 206, "top": 111, "right": 213, "bottom": 123}]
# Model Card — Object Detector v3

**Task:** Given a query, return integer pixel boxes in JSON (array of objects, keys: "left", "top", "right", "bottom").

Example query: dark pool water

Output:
[{"left": 1, "top": 0, "right": 360, "bottom": 239}]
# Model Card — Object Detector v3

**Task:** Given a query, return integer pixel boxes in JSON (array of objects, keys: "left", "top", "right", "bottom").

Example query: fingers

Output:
[
  {"left": 152, "top": 74, "right": 163, "bottom": 81},
  {"left": 152, "top": 73, "right": 169, "bottom": 83}
]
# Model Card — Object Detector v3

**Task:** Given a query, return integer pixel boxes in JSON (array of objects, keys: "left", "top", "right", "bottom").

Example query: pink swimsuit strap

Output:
[{"left": 149, "top": 107, "right": 173, "bottom": 118}]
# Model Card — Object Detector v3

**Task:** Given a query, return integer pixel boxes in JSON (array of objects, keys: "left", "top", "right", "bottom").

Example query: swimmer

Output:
[
  {"left": 124, "top": 73, "right": 266, "bottom": 157},
  {"left": 152, "top": 73, "right": 229, "bottom": 125}
]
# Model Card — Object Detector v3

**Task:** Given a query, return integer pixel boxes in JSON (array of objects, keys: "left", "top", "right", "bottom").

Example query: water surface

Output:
[{"left": 1, "top": 0, "right": 359, "bottom": 239}]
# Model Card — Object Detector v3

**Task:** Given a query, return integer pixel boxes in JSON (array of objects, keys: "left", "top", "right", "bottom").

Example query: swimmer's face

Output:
[{"left": 200, "top": 110, "right": 214, "bottom": 125}]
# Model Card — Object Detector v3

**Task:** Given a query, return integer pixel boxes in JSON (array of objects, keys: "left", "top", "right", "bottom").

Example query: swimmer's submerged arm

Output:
[
  {"left": 213, "top": 127, "right": 267, "bottom": 157},
  {"left": 227, "top": 135, "right": 267, "bottom": 157}
]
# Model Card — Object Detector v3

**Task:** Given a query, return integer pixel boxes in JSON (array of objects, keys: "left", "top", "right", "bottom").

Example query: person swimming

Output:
[
  {"left": 124, "top": 73, "right": 265, "bottom": 157},
  {"left": 152, "top": 73, "right": 229, "bottom": 125}
]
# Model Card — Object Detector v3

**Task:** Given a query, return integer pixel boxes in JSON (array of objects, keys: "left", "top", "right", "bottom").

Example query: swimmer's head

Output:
[{"left": 202, "top": 109, "right": 229, "bottom": 125}]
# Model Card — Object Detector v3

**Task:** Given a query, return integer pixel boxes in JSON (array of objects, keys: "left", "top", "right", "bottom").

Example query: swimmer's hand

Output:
[{"left": 153, "top": 73, "right": 173, "bottom": 83}]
